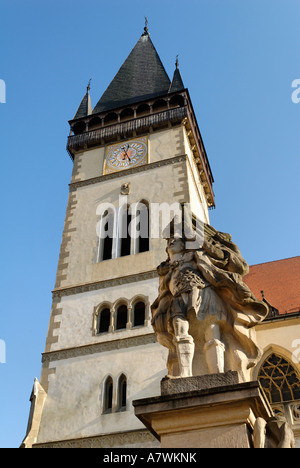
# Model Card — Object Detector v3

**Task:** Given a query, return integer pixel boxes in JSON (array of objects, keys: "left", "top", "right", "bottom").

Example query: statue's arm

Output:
[{"left": 157, "top": 261, "right": 171, "bottom": 277}]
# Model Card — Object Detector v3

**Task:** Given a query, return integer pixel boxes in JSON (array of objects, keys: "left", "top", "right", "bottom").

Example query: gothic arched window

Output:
[
  {"left": 98, "top": 308, "right": 110, "bottom": 334},
  {"left": 136, "top": 201, "right": 149, "bottom": 254},
  {"left": 116, "top": 304, "right": 128, "bottom": 330},
  {"left": 117, "top": 374, "right": 127, "bottom": 412},
  {"left": 98, "top": 209, "right": 115, "bottom": 261},
  {"left": 120, "top": 206, "right": 132, "bottom": 257},
  {"left": 103, "top": 376, "right": 113, "bottom": 414},
  {"left": 258, "top": 353, "right": 300, "bottom": 404},
  {"left": 133, "top": 301, "right": 146, "bottom": 327}
]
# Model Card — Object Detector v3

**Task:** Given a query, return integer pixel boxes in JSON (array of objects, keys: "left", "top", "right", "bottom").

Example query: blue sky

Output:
[{"left": 0, "top": 0, "right": 299, "bottom": 448}]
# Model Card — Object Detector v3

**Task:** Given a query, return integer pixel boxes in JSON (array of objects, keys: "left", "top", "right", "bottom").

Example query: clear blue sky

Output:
[{"left": 0, "top": 0, "right": 299, "bottom": 448}]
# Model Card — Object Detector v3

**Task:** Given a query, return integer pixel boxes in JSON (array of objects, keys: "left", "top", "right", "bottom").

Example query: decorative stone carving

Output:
[
  {"left": 253, "top": 415, "right": 295, "bottom": 448},
  {"left": 120, "top": 182, "right": 131, "bottom": 195},
  {"left": 151, "top": 222, "right": 268, "bottom": 382}
]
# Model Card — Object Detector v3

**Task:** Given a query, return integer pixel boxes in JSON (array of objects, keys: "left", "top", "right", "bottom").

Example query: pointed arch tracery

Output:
[{"left": 258, "top": 353, "right": 300, "bottom": 404}]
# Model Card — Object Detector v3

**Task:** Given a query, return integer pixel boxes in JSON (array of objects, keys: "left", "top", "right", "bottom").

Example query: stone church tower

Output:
[{"left": 23, "top": 26, "right": 215, "bottom": 448}]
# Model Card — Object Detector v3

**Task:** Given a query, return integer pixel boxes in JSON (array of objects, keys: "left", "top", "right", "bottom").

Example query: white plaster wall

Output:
[
  {"left": 52, "top": 277, "right": 159, "bottom": 351},
  {"left": 37, "top": 342, "right": 167, "bottom": 444},
  {"left": 183, "top": 126, "right": 210, "bottom": 224},
  {"left": 186, "top": 164, "right": 208, "bottom": 224},
  {"left": 59, "top": 125, "right": 210, "bottom": 289},
  {"left": 149, "top": 127, "right": 184, "bottom": 163},
  {"left": 75, "top": 147, "right": 105, "bottom": 182},
  {"left": 255, "top": 319, "right": 300, "bottom": 371},
  {"left": 254, "top": 319, "right": 300, "bottom": 447},
  {"left": 73, "top": 126, "right": 185, "bottom": 184},
  {"left": 61, "top": 158, "right": 190, "bottom": 288}
]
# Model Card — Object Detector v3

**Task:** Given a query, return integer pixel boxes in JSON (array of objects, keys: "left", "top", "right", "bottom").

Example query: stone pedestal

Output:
[{"left": 133, "top": 372, "right": 273, "bottom": 449}]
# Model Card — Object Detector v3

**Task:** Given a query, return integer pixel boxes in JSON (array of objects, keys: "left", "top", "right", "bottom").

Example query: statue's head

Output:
[{"left": 166, "top": 236, "right": 185, "bottom": 257}]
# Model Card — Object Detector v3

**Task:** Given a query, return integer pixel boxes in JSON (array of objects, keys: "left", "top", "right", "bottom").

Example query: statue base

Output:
[{"left": 133, "top": 372, "right": 273, "bottom": 449}]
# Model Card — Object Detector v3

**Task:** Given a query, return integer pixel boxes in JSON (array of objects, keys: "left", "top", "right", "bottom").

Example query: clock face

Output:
[{"left": 104, "top": 136, "right": 148, "bottom": 174}]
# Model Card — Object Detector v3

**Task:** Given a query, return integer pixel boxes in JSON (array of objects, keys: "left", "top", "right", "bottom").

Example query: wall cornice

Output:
[
  {"left": 42, "top": 333, "right": 157, "bottom": 364},
  {"left": 69, "top": 154, "right": 187, "bottom": 192},
  {"left": 52, "top": 270, "right": 158, "bottom": 299},
  {"left": 33, "top": 429, "right": 158, "bottom": 448}
]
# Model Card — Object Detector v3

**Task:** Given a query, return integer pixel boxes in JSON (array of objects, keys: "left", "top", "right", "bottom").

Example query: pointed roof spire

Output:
[
  {"left": 93, "top": 33, "right": 171, "bottom": 114},
  {"left": 169, "top": 56, "right": 185, "bottom": 93},
  {"left": 73, "top": 78, "right": 92, "bottom": 119}
]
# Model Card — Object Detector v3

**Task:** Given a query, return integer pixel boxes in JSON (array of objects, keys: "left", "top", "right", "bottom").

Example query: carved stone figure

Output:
[
  {"left": 253, "top": 416, "right": 295, "bottom": 448},
  {"left": 151, "top": 223, "right": 269, "bottom": 382},
  {"left": 120, "top": 182, "right": 131, "bottom": 195}
]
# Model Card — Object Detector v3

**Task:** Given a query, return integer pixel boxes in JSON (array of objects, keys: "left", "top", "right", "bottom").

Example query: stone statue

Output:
[
  {"left": 151, "top": 222, "right": 269, "bottom": 382},
  {"left": 253, "top": 416, "right": 295, "bottom": 448}
]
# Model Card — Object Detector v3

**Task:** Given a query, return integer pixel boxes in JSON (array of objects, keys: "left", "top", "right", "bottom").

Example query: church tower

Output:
[{"left": 23, "top": 25, "right": 215, "bottom": 448}]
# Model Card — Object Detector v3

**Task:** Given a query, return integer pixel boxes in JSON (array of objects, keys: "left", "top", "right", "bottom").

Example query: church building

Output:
[{"left": 22, "top": 25, "right": 300, "bottom": 448}]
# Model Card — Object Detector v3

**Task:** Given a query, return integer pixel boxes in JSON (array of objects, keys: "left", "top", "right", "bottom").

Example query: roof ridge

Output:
[{"left": 249, "top": 255, "right": 300, "bottom": 268}]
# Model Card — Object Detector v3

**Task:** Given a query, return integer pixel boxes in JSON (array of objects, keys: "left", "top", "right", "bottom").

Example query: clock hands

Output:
[
  {"left": 120, "top": 144, "right": 131, "bottom": 162},
  {"left": 105, "top": 139, "right": 147, "bottom": 174}
]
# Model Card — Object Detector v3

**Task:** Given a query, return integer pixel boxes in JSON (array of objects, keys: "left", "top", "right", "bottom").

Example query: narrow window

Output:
[
  {"left": 103, "top": 376, "right": 113, "bottom": 414},
  {"left": 98, "top": 210, "right": 114, "bottom": 261},
  {"left": 136, "top": 201, "right": 149, "bottom": 253},
  {"left": 117, "top": 374, "right": 127, "bottom": 412},
  {"left": 98, "top": 308, "right": 110, "bottom": 334},
  {"left": 120, "top": 207, "right": 131, "bottom": 257},
  {"left": 116, "top": 305, "right": 127, "bottom": 330},
  {"left": 133, "top": 301, "right": 146, "bottom": 327}
]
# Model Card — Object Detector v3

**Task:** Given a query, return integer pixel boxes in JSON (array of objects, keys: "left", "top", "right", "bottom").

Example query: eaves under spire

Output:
[
  {"left": 93, "top": 31, "right": 171, "bottom": 114},
  {"left": 73, "top": 80, "right": 92, "bottom": 120}
]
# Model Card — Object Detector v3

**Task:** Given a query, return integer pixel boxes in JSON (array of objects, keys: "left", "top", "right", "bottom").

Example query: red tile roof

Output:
[{"left": 244, "top": 257, "right": 300, "bottom": 315}]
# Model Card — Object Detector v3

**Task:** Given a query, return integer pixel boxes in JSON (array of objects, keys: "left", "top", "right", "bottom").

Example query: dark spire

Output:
[
  {"left": 92, "top": 34, "right": 171, "bottom": 114},
  {"left": 169, "top": 56, "right": 185, "bottom": 93},
  {"left": 73, "top": 79, "right": 92, "bottom": 119}
]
